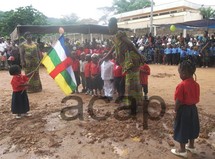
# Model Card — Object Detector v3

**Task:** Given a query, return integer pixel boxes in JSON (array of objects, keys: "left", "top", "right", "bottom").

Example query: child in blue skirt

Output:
[
  {"left": 171, "top": 60, "right": 200, "bottom": 158},
  {"left": 9, "top": 65, "right": 34, "bottom": 119}
]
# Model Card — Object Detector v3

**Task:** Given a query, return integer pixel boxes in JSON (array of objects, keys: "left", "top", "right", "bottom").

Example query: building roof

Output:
[
  {"left": 10, "top": 24, "right": 131, "bottom": 41},
  {"left": 154, "top": 19, "right": 215, "bottom": 29}
]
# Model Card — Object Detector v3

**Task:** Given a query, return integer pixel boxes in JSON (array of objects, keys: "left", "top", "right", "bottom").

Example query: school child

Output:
[
  {"left": 90, "top": 54, "right": 102, "bottom": 96},
  {"left": 171, "top": 60, "right": 200, "bottom": 158},
  {"left": 179, "top": 46, "right": 187, "bottom": 62},
  {"left": 79, "top": 53, "right": 87, "bottom": 93},
  {"left": 164, "top": 44, "right": 172, "bottom": 65},
  {"left": 192, "top": 44, "right": 200, "bottom": 67},
  {"left": 176, "top": 44, "right": 181, "bottom": 65},
  {"left": 70, "top": 51, "right": 80, "bottom": 93},
  {"left": 0, "top": 38, "right": 7, "bottom": 69},
  {"left": 209, "top": 42, "right": 215, "bottom": 66},
  {"left": 139, "top": 62, "right": 150, "bottom": 100},
  {"left": 84, "top": 54, "right": 92, "bottom": 95},
  {"left": 158, "top": 45, "right": 164, "bottom": 64},
  {"left": 186, "top": 45, "right": 192, "bottom": 60},
  {"left": 100, "top": 53, "right": 114, "bottom": 101},
  {"left": 9, "top": 65, "right": 34, "bottom": 119},
  {"left": 113, "top": 61, "right": 125, "bottom": 103},
  {"left": 171, "top": 44, "right": 178, "bottom": 65}
]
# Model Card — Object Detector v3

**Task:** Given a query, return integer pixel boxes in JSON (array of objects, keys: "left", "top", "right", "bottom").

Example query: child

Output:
[
  {"left": 164, "top": 44, "right": 172, "bottom": 65},
  {"left": 139, "top": 62, "right": 150, "bottom": 100},
  {"left": 113, "top": 61, "right": 125, "bottom": 103},
  {"left": 171, "top": 60, "right": 200, "bottom": 158},
  {"left": 100, "top": 53, "right": 114, "bottom": 101},
  {"left": 9, "top": 65, "right": 33, "bottom": 118},
  {"left": 84, "top": 54, "right": 92, "bottom": 95},
  {"left": 79, "top": 53, "right": 87, "bottom": 93},
  {"left": 90, "top": 54, "right": 102, "bottom": 96},
  {"left": 70, "top": 51, "right": 80, "bottom": 93}
]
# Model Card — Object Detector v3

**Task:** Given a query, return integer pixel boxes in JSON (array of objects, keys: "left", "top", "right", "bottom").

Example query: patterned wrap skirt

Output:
[{"left": 24, "top": 67, "right": 42, "bottom": 93}]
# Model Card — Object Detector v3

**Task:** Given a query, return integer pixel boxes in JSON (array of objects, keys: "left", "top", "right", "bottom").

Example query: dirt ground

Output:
[{"left": 0, "top": 64, "right": 215, "bottom": 159}]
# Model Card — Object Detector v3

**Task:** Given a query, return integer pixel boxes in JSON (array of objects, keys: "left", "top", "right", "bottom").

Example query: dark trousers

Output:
[
  {"left": 85, "top": 77, "right": 92, "bottom": 91},
  {"left": 141, "top": 84, "right": 148, "bottom": 95},
  {"left": 80, "top": 72, "right": 86, "bottom": 90},
  {"left": 114, "top": 76, "right": 125, "bottom": 96}
]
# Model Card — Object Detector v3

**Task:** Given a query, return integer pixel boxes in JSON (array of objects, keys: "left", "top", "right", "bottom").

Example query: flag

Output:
[{"left": 42, "top": 35, "right": 77, "bottom": 95}]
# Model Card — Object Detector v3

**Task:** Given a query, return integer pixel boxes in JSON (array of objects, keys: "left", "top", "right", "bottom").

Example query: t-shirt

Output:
[
  {"left": 11, "top": 74, "right": 28, "bottom": 92},
  {"left": 113, "top": 64, "right": 123, "bottom": 77},
  {"left": 71, "top": 59, "right": 80, "bottom": 72},
  {"left": 174, "top": 78, "right": 200, "bottom": 105},
  {"left": 84, "top": 62, "right": 91, "bottom": 78},
  {"left": 139, "top": 64, "right": 150, "bottom": 85},
  {"left": 90, "top": 62, "right": 100, "bottom": 75},
  {"left": 80, "top": 60, "right": 87, "bottom": 72},
  {"left": 101, "top": 60, "right": 114, "bottom": 80}
]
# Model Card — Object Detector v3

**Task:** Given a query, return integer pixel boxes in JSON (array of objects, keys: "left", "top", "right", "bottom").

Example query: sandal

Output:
[
  {"left": 22, "top": 113, "right": 32, "bottom": 117},
  {"left": 185, "top": 145, "right": 196, "bottom": 153},
  {"left": 171, "top": 149, "right": 187, "bottom": 158},
  {"left": 15, "top": 114, "right": 22, "bottom": 119}
]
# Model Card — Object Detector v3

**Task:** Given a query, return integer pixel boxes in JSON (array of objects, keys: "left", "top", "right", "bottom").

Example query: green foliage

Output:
[
  {"left": 0, "top": 6, "right": 47, "bottom": 36},
  {"left": 199, "top": 7, "right": 215, "bottom": 19},
  {"left": 98, "top": 6, "right": 115, "bottom": 25},
  {"left": 60, "top": 13, "right": 79, "bottom": 25},
  {"left": 47, "top": 17, "right": 63, "bottom": 25},
  {"left": 113, "top": 0, "right": 152, "bottom": 14},
  {"left": 0, "top": 11, "right": 4, "bottom": 21}
]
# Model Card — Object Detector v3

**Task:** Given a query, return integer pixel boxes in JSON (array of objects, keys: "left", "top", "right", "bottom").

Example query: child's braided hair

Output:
[{"left": 179, "top": 59, "right": 197, "bottom": 80}]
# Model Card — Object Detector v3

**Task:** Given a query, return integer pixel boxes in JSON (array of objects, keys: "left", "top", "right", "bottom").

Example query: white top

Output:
[
  {"left": 101, "top": 60, "right": 114, "bottom": 80},
  {"left": 80, "top": 60, "right": 87, "bottom": 72},
  {"left": 0, "top": 42, "right": 6, "bottom": 53}
]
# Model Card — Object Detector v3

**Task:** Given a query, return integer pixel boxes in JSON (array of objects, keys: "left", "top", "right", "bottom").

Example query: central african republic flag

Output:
[{"left": 41, "top": 35, "right": 77, "bottom": 95}]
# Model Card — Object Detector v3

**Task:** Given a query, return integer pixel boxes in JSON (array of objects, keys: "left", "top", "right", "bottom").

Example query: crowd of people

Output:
[
  {"left": 134, "top": 31, "right": 215, "bottom": 68},
  {"left": 1, "top": 27, "right": 214, "bottom": 114},
  {"left": 3, "top": 17, "right": 207, "bottom": 158}
]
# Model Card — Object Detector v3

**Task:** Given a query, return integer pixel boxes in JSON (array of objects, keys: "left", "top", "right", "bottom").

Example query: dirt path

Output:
[{"left": 0, "top": 65, "right": 214, "bottom": 159}]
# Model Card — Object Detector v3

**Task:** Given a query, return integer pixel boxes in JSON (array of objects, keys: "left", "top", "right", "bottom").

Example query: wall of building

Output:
[
  {"left": 115, "top": 0, "right": 204, "bottom": 32},
  {"left": 117, "top": 10, "right": 202, "bottom": 30}
]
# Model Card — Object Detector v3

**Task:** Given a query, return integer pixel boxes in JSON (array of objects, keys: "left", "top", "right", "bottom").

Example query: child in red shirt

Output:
[
  {"left": 90, "top": 54, "right": 102, "bottom": 96},
  {"left": 9, "top": 65, "right": 34, "bottom": 119},
  {"left": 139, "top": 62, "right": 150, "bottom": 100},
  {"left": 113, "top": 61, "right": 125, "bottom": 103},
  {"left": 84, "top": 54, "right": 92, "bottom": 95},
  {"left": 171, "top": 60, "right": 200, "bottom": 158},
  {"left": 70, "top": 52, "right": 80, "bottom": 93}
]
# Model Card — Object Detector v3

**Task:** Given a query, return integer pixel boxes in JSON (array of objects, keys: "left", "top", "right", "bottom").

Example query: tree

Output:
[
  {"left": 0, "top": 6, "right": 47, "bottom": 36},
  {"left": 61, "top": 13, "right": 79, "bottom": 25},
  {"left": 113, "top": 0, "right": 152, "bottom": 14},
  {"left": 199, "top": 7, "right": 215, "bottom": 19},
  {"left": 0, "top": 11, "right": 4, "bottom": 21},
  {"left": 98, "top": 6, "right": 115, "bottom": 25}
]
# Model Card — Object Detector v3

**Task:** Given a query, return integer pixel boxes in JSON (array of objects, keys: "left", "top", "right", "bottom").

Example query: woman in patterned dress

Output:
[
  {"left": 102, "top": 17, "right": 143, "bottom": 114},
  {"left": 20, "top": 32, "right": 42, "bottom": 93}
]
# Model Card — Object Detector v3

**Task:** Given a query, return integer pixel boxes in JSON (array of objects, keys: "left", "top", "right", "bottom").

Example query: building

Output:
[{"left": 114, "top": 0, "right": 207, "bottom": 35}]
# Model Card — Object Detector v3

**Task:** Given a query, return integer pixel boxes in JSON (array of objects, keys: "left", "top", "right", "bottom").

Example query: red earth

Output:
[{"left": 0, "top": 64, "right": 214, "bottom": 159}]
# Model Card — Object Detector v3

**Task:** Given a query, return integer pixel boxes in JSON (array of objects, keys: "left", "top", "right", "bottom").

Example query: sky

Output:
[{"left": 0, "top": 0, "right": 215, "bottom": 20}]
